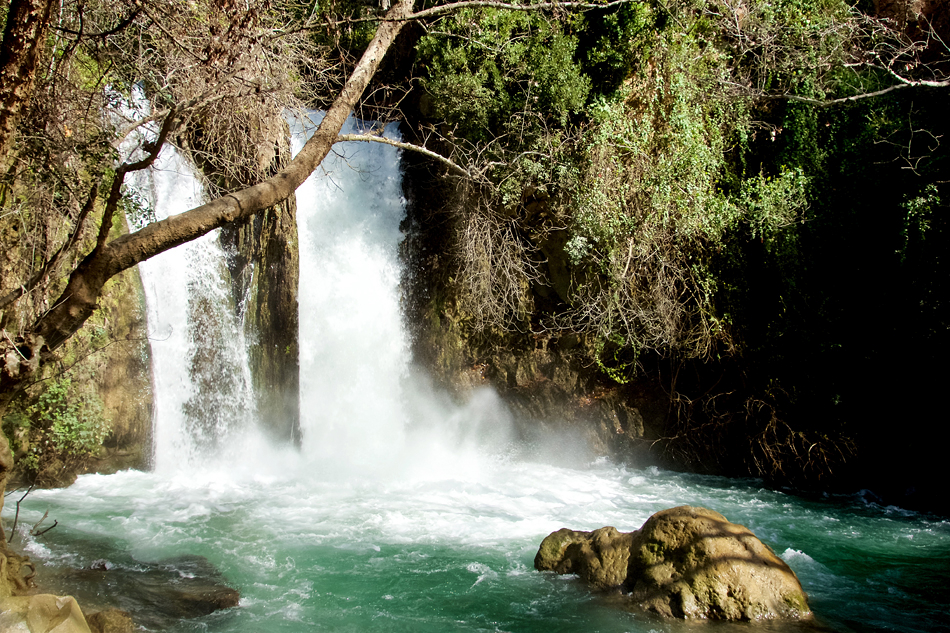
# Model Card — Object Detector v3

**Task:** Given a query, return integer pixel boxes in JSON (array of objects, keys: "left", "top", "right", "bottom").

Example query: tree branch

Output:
[
  {"left": 52, "top": 7, "right": 141, "bottom": 39},
  {"left": 336, "top": 133, "right": 472, "bottom": 177},
  {"left": 29, "top": 0, "right": 417, "bottom": 354},
  {"left": 0, "top": 183, "right": 98, "bottom": 311},
  {"left": 95, "top": 107, "right": 178, "bottom": 253},
  {"left": 406, "top": 0, "right": 634, "bottom": 20},
  {"left": 287, "top": 0, "right": 636, "bottom": 29}
]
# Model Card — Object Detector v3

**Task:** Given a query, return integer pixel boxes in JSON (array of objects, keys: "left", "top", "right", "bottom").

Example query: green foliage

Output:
[
  {"left": 416, "top": 8, "right": 590, "bottom": 141},
  {"left": 121, "top": 184, "right": 156, "bottom": 230},
  {"left": 564, "top": 33, "right": 808, "bottom": 362},
  {"left": 594, "top": 334, "right": 637, "bottom": 384},
  {"left": 899, "top": 183, "right": 940, "bottom": 261},
  {"left": 575, "top": 3, "right": 651, "bottom": 97},
  {"left": 2, "top": 377, "right": 109, "bottom": 465}
]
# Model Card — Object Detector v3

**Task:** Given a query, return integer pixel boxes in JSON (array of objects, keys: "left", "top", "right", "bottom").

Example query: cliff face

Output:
[
  {"left": 399, "top": 150, "right": 672, "bottom": 468},
  {"left": 188, "top": 113, "right": 301, "bottom": 444},
  {"left": 83, "top": 263, "right": 153, "bottom": 474},
  {"left": 220, "top": 193, "right": 300, "bottom": 445},
  {"left": 1, "top": 215, "right": 152, "bottom": 488}
]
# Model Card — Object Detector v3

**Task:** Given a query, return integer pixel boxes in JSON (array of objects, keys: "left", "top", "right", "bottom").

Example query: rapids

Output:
[{"left": 4, "top": 116, "right": 949, "bottom": 633}]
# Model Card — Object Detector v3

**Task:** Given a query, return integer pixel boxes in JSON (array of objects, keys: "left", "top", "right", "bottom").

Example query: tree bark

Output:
[{"left": 0, "top": 0, "right": 59, "bottom": 170}]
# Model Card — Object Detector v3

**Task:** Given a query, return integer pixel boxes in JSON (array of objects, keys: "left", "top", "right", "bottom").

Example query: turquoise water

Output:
[{"left": 7, "top": 451, "right": 950, "bottom": 633}]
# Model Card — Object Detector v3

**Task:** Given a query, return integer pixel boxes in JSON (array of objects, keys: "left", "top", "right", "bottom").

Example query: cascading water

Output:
[
  {"left": 293, "top": 114, "right": 414, "bottom": 472},
  {"left": 4, "top": 116, "right": 950, "bottom": 633},
  {"left": 131, "top": 146, "right": 255, "bottom": 470}
]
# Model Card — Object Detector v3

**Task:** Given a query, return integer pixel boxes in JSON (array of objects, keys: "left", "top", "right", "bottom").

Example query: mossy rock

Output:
[{"left": 535, "top": 505, "right": 811, "bottom": 621}]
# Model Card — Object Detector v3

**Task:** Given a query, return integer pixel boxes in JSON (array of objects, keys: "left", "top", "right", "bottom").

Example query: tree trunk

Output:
[{"left": 0, "top": 0, "right": 58, "bottom": 170}]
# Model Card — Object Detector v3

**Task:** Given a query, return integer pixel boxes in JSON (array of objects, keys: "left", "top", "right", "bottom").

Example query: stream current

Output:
[{"left": 5, "top": 116, "right": 950, "bottom": 633}]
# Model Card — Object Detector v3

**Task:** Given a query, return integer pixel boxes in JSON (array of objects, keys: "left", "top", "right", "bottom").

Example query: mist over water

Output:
[{"left": 5, "top": 116, "right": 950, "bottom": 633}]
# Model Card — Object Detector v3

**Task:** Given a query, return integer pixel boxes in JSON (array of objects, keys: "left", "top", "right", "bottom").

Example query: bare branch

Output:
[
  {"left": 95, "top": 107, "right": 178, "bottom": 252},
  {"left": 407, "top": 0, "right": 634, "bottom": 20},
  {"left": 0, "top": 183, "right": 98, "bottom": 311},
  {"left": 336, "top": 133, "right": 472, "bottom": 177},
  {"left": 285, "top": 0, "right": 637, "bottom": 29},
  {"left": 52, "top": 7, "right": 141, "bottom": 38}
]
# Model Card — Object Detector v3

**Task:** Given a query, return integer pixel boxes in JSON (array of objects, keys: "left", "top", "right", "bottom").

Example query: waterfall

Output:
[
  {"left": 131, "top": 148, "right": 255, "bottom": 471},
  {"left": 134, "top": 112, "right": 516, "bottom": 476},
  {"left": 293, "top": 114, "right": 415, "bottom": 473}
]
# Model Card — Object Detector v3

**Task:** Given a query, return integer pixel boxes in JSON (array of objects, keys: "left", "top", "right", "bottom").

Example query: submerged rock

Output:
[
  {"left": 85, "top": 608, "right": 134, "bottom": 633},
  {"left": 535, "top": 505, "right": 810, "bottom": 621},
  {"left": 50, "top": 553, "right": 239, "bottom": 630}
]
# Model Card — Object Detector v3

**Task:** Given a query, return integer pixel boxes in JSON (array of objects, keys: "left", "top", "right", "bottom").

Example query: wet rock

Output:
[
  {"left": 54, "top": 553, "right": 240, "bottom": 630},
  {"left": 534, "top": 526, "right": 635, "bottom": 590},
  {"left": 535, "top": 505, "right": 811, "bottom": 621},
  {"left": 629, "top": 506, "right": 810, "bottom": 620},
  {"left": 0, "top": 594, "right": 92, "bottom": 633},
  {"left": 85, "top": 608, "right": 134, "bottom": 633}
]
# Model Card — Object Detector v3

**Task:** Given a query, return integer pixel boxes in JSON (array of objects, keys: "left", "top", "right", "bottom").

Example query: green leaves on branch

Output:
[
  {"left": 417, "top": 7, "right": 590, "bottom": 141},
  {"left": 2, "top": 377, "right": 109, "bottom": 474}
]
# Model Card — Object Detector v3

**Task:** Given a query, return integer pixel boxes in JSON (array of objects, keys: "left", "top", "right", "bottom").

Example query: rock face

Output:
[
  {"left": 0, "top": 594, "right": 92, "bottom": 633},
  {"left": 217, "top": 139, "right": 300, "bottom": 445},
  {"left": 535, "top": 506, "right": 810, "bottom": 621},
  {"left": 399, "top": 148, "right": 671, "bottom": 466}
]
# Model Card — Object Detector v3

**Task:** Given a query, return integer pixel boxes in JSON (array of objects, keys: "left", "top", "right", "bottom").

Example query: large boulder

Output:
[{"left": 534, "top": 505, "right": 810, "bottom": 621}]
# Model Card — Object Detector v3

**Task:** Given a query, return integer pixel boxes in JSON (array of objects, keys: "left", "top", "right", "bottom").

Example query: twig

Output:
[
  {"left": 30, "top": 510, "right": 57, "bottom": 537},
  {"left": 336, "top": 133, "right": 472, "bottom": 177},
  {"left": 8, "top": 482, "right": 36, "bottom": 543},
  {"left": 32, "top": 520, "right": 58, "bottom": 537}
]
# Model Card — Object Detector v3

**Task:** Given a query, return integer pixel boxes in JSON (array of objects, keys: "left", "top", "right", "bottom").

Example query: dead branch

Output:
[
  {"left": 336, "top": 133, "right": 473, "bottom": 178},
  {"left": 7, "top": 481, "right": 36, "bottom": 543}
]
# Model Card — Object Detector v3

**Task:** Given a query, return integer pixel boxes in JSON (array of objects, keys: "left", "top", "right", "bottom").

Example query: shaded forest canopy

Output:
[{"left": 0, "top": 0, "right": 947, "bottom": 513}]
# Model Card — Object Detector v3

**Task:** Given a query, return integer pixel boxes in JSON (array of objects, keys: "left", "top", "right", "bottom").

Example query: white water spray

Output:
[{"left": 293, "top": 114, "right": 411, "bottom": 470}]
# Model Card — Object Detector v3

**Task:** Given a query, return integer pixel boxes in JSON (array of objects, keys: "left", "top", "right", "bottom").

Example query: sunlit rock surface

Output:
[
  {"left": 0, "top": 594, "right": 92, "bottom": 633},
  {"left": 535, "top": 505, "right": 811, "bottom": 620},
  {"left": 85, "top": 609, "right": 134, "bottom": 633}
]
